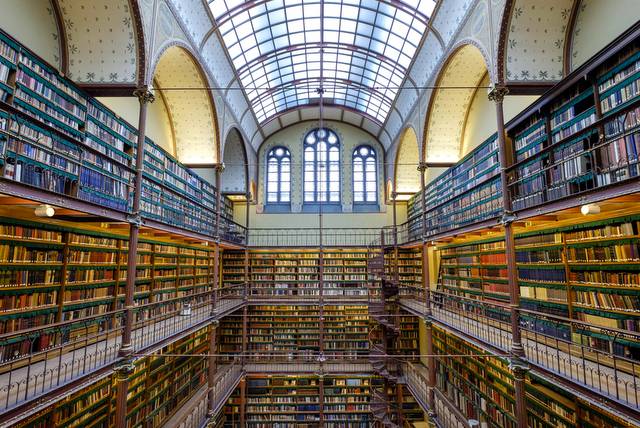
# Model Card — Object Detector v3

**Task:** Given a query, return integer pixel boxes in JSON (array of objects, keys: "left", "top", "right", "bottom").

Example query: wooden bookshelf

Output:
[
  {"left": 0, "top": 29, "right": 237, "bottom": 241},
  {"left": 435, "top": 213, "right": 640, "bottom": 357},
  {"left": 432, "top": 325, "right": 634, "bottom": 428},
  {"left": 0, "top": 216, "right": 217, "bottom": 363},
  {"left": 406, "top": 26, "right": 640, "bottom": 241},
  {"left": 222, "top": 248, "right": 372, "bottom": 300}
]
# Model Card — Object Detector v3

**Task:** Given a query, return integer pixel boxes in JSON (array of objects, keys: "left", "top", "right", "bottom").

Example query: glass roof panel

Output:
[{"left": 208, "top": 0, "right": 435, "bottom": 124}]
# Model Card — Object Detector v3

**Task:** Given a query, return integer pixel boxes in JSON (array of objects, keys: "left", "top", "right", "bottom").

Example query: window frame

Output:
[
  {"left": 352, "top": 144, "right": 378, "bottom": 205},
  {"left": 265, "top": 146, "right": 291, "bottom": 207},
  {"left": 303, "top": 128, "right": 341, "bottom": 206}
]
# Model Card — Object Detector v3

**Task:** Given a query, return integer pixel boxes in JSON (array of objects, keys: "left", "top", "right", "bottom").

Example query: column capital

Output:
[
  {"left": 417, "top": 162, "right": 429, "bottom": 172},
  {"left": 115, "top": 358, "right": 135, "bottom": 378},
  {"left": 133, "top": 87, "right": 155, "bottom": 104},
  {"left": 488, "top": 85, "right": 509, "bottom": 103},
  {"left": 213, "top": 162, "right": 225, "bottom": 172},
  {"left": 508, "top": 356, "right": 530, "bottom": 378}
]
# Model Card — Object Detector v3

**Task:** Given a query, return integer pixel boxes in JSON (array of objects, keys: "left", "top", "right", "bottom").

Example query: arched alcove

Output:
[
  {"left": 423, "top": 44, "right": 488, "bottom": 163},
  {"left": 221, "top": 128, "right": 248, "bottom": 194},
  {"left": 152, "top": 46, "right": 219, "bottom": 164},
  {"left": 394, "top": 127, "right": 421, "bottom": 199}
]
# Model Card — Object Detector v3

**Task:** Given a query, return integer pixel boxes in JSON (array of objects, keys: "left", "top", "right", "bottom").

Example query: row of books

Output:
[{"left": 0, "top": 31, "right": 237, "bottom": 240}]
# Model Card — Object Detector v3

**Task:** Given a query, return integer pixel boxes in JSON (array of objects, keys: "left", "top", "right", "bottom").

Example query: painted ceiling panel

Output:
[
  {"left": 154, "top": 47, "right": 217, "bottom": 163},
  {"left": 207, "top": 0, "right": 436, "bottom": 126},
  {"left": 201, "top": 34, "right": 235, "bottom": 88},
  {"left": 169, "top": 0, "right": 213, "bottom": 46},
  {"left": 431, "top": 0, "right": 474, "bottom": 46},
  {"left": 425, "top": 44, "right": 486, "bottom": 162},
  {"left": 505, "top": 0, "right": 573, "bottom": 81},
  {"left": 58, "top": 0, "right": 137, "bottom": 83}
]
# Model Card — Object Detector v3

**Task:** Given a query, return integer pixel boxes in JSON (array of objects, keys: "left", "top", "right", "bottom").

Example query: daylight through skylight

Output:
[{"left": 208, "top": 0, "right": 436, "bottom": 124}]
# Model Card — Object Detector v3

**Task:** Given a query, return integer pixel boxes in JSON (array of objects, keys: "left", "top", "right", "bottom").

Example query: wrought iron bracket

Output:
[
  {"left": 115, "top": 358, "right": 136, "bottom": 378},
  {"left": 500, "top": 212, "right": 517, "bottom": 225},
  {"left": 507, "top": 355, "right": 529, "bottom": 377},
  {"left": 127, "top": 212, "right": 143, "bottom": 226}
]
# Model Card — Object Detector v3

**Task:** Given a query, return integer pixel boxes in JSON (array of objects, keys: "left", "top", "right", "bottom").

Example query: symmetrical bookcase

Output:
[
  {"left": 0, "top": 216, "right": 216, "bottom": 360},
  {"left": 219, "top": 305, "right": 372, "bottom": 359},
  {"left": 221, "top": 374, "right": 424, "bottom": 428},
  {"left": 13, "top": 326, "right": 210, "bottom": 428},
  {"left": 406, "top": 30, "right": 640, "bottom": 241},
  {"left": 436, "top": 213, "right": 640, "bottom": 357},
  {"left": 432, "top": 325, "right": 632, "bottom": 428},
  {"left": 0, "top": 30, "right": 237, "bottom": 241},
  {"left": 222, "top": 248, "right": 373, "bottom": 300}
]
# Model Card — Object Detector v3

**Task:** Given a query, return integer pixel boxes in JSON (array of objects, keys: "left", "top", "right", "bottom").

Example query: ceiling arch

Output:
[
  {"left": 221, "top": 127, "right": 248, "bottom": 194},
  {"left": 394, "top": 127, "right": 421, "bottom": 198},
  {"left": 207, "top": 0, "right": 437, "bottom": 128},
  {"left": 56, "top": 0, "right": 145, "bottom": 84},
  {"left": 499, "top": 0, "right": 574, "bottom": 82},
  {"left": 423, "top": 43, "right": 488, "bottom": 163},
  {"left": 152, "top": 45, "right": 219, "bottom": 164}
]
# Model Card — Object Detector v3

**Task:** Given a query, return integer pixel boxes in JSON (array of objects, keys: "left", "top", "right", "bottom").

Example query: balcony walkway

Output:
[
  {"left": 400, "top": 298, "right": 640, "bottom": 414},
  {"left": 0, "top": 297, "right": 244, "bottom": 415}
]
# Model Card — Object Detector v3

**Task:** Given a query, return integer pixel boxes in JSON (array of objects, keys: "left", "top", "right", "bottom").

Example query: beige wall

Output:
[
  {"left": 570, "top": 0, "right": 640, "bottom": 71},
  {"left": 0, "top": 0, "right": 61, "bottom": 69},
  {"left": 97, "top": 97, "right": 175, "bottom": 156},
  {"left": 460, "top": 74, "right": 539, "bottom": 157}
]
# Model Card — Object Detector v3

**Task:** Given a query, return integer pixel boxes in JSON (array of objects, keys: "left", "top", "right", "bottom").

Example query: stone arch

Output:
[
  {"left": 56, "top": 0, "right": 146, "bottom": 85},
  {"left": 498, "top": 0, "right": 575, "bottom": 83},
  {"left": 221, "top": 127, "right": 248, "bottom": 195},
  {"left": 394, "top": 127, "right": 421, "bottom": 198},
  {"left": 422, "top": 43, "right": 489, "bottom": 163},
  {"left": 151, "top": 44, "right": 219, "bottom": 164}
]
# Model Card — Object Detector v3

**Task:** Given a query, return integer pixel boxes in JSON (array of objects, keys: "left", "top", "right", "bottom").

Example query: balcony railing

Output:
[
  {"left": 403, "top": 361, "right": 470, "bottom": 428},
  {"left": 0, "top": 290, "right": 237, "bottom": 413},
  {"left": 247, "top": 227, "right": 383, "bottom": 247},
  {"left": 422, "top": 290, "right": 640, "bottom": 410}
]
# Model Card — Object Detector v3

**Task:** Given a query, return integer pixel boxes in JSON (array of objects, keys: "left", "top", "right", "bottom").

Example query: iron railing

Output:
[
  {"left": 247, "top": 227, "right": 383, "bottom": 247},
  {"left": 424, "top": 290, "right": 640, "bottom": 410},
  {"left": 0, "top": 290, "right": 241, "bottom": 412}
]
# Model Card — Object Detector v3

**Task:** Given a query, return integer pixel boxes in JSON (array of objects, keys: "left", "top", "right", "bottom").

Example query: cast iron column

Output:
[
  {"left": 489, "top": 85, "right": 528, "bottom": 428},
  {"left": 115, "top": 86, "right": 154, "bottom": 428}
]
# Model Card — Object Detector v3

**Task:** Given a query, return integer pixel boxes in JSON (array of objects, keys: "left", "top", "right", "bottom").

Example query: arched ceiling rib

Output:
[
  {"left": 153, "top": 46, "right": 218, "bottom": 164},
  {"left": 424, "top": 44, "right": 487, "bottom": 163},
  {"left": 207, "top": 0, "right": 437, "bottom": 127}
]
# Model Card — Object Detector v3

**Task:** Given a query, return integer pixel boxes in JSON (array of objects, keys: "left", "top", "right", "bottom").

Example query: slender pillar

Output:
[
  {"left": 115, "top": 87, "right": 154, "bottom": 428},
  {"left": 211, "top": 163, "right": 224, "bottom": 313},
  {"left": 239, "top": 378, "right": 246, "bottom": 427},
  {"left": 206, "top": 320, "right": 219, "bottom": 419},
  {"left": 241, "top": 190, "right": 250, "bottom": 364},
  {"left": 489, "top": 85, "right": 528, "bottom": 428},
  {"left": 417, "top": 162, "right": 431, "bottom": 312},
  {"left": 423, "top": 318, "right": 436, "bottom": 415}
]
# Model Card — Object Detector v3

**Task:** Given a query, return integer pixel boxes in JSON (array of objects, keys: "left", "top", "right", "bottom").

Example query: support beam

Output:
[
  {"left": 489, "top": 85, "right": 528, "bottom": 428},
  {"left": 115, "top": 87, "right": 155, "bottom": 428}
]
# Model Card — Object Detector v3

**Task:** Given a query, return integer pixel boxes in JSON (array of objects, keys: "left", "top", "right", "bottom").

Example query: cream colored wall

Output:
[
  {"left": 236, "top": 202, "right": 406, "bottom": 230},
  {"left": 0, "top": 0, "right": 61, "bottom": 69},
  {"left": 460, "top": 74, "right": 540, "bottom": 157},
  {"left": 97, "top": 97, "right": 175, "bottom": 156},
  {"left": 570, "top": 0, "right": 640, "bottom": 71}
]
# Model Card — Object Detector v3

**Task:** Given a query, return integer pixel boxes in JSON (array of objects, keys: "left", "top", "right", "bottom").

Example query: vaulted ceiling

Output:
[{"left": 207, "top": 0, "right": 437, "bottom": 142}]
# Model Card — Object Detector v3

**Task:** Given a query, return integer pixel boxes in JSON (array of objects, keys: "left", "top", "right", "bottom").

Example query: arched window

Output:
[
  {"left": 266, "top": 146, "right": 291, "bottom": 203},
  {"left": 353, "top": 145, "right": 377, "bottom": 203},
  {"left": 303, "top": 128, "right": 340, "bottom": 203}
]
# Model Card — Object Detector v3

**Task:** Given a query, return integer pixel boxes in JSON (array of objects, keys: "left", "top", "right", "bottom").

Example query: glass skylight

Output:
[{"left": 208, "top": 0, "right": 436, "bottom": 124}]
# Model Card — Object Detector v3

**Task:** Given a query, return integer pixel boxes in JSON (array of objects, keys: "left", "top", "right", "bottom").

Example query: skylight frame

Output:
[{"left": 209, "top": 0, "right": 436, "bottom": 124}]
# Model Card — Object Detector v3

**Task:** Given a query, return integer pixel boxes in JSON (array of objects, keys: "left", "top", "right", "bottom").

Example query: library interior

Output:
[{"left": 0, "top": 0, "right": 639, "bottom": 427}]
